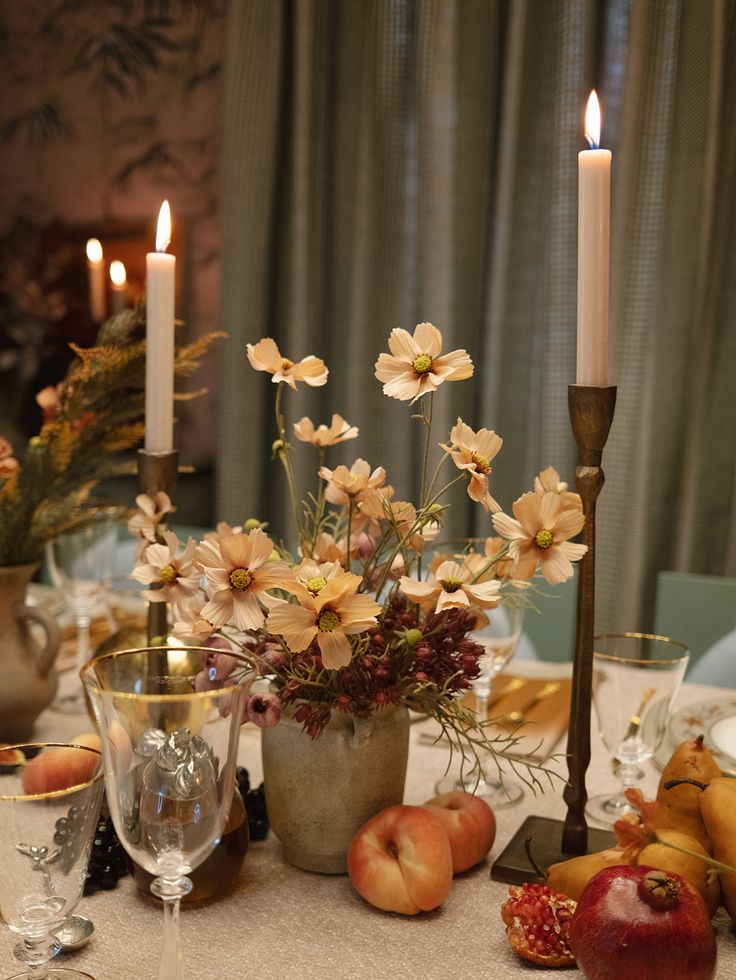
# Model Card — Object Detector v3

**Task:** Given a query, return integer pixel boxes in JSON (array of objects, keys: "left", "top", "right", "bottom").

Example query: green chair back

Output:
[{"left": 653, "top": 571, "right": 736, "bottom": 673}]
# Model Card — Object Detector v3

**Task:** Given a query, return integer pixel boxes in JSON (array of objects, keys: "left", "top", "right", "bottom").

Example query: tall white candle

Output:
[
  {"left": 109, "top": 260, "right": 128, "bottom": 315},
  {"left": 577, "top": 90, "right": 610, "bottom": 386},
  {"left": 86, "top": 238, "right": 106, "bottom": 323},
  {"left": 145, "top": 201, "right": 175, "bottom": 453}
]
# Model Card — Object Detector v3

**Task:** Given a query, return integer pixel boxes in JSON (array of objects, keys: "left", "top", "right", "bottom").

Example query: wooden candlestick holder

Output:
[
  {"left": 491, "top": 384, "right": 616, "bottom": 881},
  {"left": 136, "top": 448, "right": 178, "bottom": 645}
]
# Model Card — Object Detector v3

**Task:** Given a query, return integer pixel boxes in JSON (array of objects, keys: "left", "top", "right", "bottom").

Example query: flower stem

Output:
[
  {"left": 346, "top": 498, "right": 354, "bottom": 572},
  {"left": 274, "top": 383, "right": 303, "bottom": 546},
  {"left": 650, "top": 832, "right": 736, "bottom": 878},
  {"left": 419, "top": 393, "right": 434, "bottom": 510}
]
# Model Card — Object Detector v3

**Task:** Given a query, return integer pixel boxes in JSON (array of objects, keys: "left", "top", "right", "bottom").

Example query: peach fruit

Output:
[{"left": 421, "top": 790, "right": 496, "bottom": 873}]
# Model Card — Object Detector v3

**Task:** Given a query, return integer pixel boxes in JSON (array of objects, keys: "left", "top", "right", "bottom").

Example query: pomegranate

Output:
[
  {"left": 568, "top": 865, "right": 716, "bottom": 980},
  {"left": 500, "top": 881, "right": 576, "bottom": 967}
]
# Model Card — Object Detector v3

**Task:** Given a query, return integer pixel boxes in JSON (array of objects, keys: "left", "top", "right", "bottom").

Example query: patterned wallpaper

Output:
[{"left": 0, "top": 1, "right": 226, "bottom": 464}]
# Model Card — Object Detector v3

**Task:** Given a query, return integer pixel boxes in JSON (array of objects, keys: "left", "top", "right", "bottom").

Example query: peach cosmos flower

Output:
[
  {"left": 246, "top": 338, "right": 328, "bottom": 389},
  {"left": 171, "top": 594, "right": 217, "bottom": 640},
  {"left": 128, "top": 492, "right": 175, "bottom": 543},
  {"left": 613, "top": 788, "right": 660, "bottom": 863},
  {"left": 194, "top": 527, "right": 297, "bottom": 631},
  {"left": 492, "top": 491, "right": 587, "bottom": 585},
  {"left": 441, "top": 418, "right": 503, "bottom": 513},
  {"left": 399, "top": 559, "right": 501, "bottom": 615},
  {"left": 303, "top": 532, "right": 344, "bottom": 564},
  {"left": 375, "top": 322, "right": 473, "bottom": 403},
  {"left": 319, "top": 458, "right": 387, "bottom": 507},
  {"left": 293, "top": 414, "right": 358, "bottom": 447},
  {"left": 130, "top": 531, "right": 201, "bottom": 609},
  {"left": 266, "top": 572, "right": 381, "bottom": 669},
  {"left": 0, "top": 437, "right": 19, "bottom": 476},
  {"left": 534, "top": 466, "right": 568, "bottom": 494}
]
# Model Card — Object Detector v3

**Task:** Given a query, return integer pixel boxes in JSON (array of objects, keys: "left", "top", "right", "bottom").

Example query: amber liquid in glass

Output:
[{"left": 132, "top": 789, "right": 249, "bottom": 904}]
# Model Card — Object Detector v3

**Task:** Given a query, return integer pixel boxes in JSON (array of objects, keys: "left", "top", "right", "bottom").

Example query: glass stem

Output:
[
  {"left": 151, "top": 875, "right": 192, "bottom": 980},
  {"left": 75, "top": 613, "right": 91, "bottom": 672},
  {"left": 617, "top": 760, "right": 642, "bottom": 800},
  {"left": 13, "top": 935, "right": 57, "bottom": 979}
]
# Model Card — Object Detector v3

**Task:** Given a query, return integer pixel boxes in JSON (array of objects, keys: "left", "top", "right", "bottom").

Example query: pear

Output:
[
  {"left": 546, "top": 847, "right": 626, "bottom": 901},
  {"left": 698, "top": 776, "right": 736, "bottom": 920},
  {"left": 656, "top": 735, "right": 721, "bottom": 851}
]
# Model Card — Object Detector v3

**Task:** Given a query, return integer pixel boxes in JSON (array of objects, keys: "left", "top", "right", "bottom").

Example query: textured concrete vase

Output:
[{"left": 262, "top": 704, "right": 410, "bottom": 873}]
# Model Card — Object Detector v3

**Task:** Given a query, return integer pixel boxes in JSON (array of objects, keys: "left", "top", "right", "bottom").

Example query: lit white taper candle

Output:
[
  {"left": 577, "top": 90, "right": 610, "bottom": 386},
  {"left": 109, "top": 260, "right": 128, "bottom": 315},
  {"left": 145, "top": 201, "right": 175, "bottom": 453},
  {"left": 86, "top": 238, "right": 106, "bottom": 323}
]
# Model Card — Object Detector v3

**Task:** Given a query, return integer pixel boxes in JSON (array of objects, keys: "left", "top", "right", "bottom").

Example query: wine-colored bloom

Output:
[
  {"left": 375, "top": 322, "right": 473, "bottom": 403},
  {"left": 441, "top": 418, "right": 503, "bottom": 513},
  {"left": 35, "top": 385, "right": 61, "bottom": 422},
  {"left": 127, "top": 492, "right": 175, "bottom": 544},
  {"left": 194, "top": 527, "right": 297, "bottom": 631},
  {"left": 246, "top": 337, "right": 328, "bottom": 389},
  {"left": 399, "top": 559, "right": 501, "bottom": 615},
  {"left": 293, "top": 414, "right": 358, "bottom": 447},
  {"left": 319, "top": 458, "right": 387, "bottom": 507},
  {"left": 0, "top": 438, "right": 19, "bottom": 476},
  {"left": 266, "top": 573, "right": 381, "bottom": 670},
  {"left": 130, "top": 531, "right": 200, "bottom": 608},
  {"left": 246, "top": 692, "right": 282, "bottom": 728},
  {"left": 492, "top": 491, "right": 587, "bottom": 585}
]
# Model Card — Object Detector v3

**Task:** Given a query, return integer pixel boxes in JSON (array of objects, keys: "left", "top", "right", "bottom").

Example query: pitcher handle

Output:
[
  {"left": 350, "top": 714, "right": 374, "bottom": 749},
  {"left": 16, "top": 604, "right": 61, "bottom": 677}
]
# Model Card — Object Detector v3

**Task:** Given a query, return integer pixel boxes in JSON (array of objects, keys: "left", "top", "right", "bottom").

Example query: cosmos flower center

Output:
[
  {"left": 159, "top": 564, "right": 177, "bottom": 586},
  {"left": 230, "top": 567, "right": 253, "bottom": 590},
  {"left": 471, "top": 452, "right": 490, "bottom": 473},
  {"left": 412, "top": 353, "right": 433, "bottom": 375},
  {"left": 318, "top": 609, "right": 340, "bottom": 632},
  {"left": 307, "top": 576, "right": 327, "bottom": 594},
  {"left": 535, "top": 529, "right": 554, "bottom": 550},
  {"left": 280, "top": 357, "right": 294, "bottom": 370},
  {"left": 440, "top": 577, "right": 463, "bottom": 593}
]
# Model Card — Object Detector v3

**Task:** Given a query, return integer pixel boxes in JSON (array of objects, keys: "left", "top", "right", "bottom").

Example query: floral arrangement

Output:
[
  {"left": 129, "top": 322, "right": 588, "bottom": 783},
  {"left": 0, "top": 307, "right": 222, "bottom": 567}
]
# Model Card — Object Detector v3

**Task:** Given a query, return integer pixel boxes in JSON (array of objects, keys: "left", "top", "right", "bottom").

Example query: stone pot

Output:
[
  {"left": 0, "top": 563, "right": 61, "bottom": 741},
  {"left": 261, "top": 703, "right": 410, "bottom": 874}
]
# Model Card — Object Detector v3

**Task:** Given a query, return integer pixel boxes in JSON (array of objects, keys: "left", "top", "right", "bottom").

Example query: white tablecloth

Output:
[{"left": 4, "top": 669, "right": 736, "bottom": 979}]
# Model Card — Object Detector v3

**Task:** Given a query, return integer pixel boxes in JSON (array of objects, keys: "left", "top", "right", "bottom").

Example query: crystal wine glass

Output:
[
  {"left": 81, "top": 646, "right": 251, "bottom": 980},
  {"left": 0, "top": 743, "right": 104, "bottom": 980},
  {"left": 586, "top": 632, "right": 689, "bottom": 826},
  {"left": 46, "top": 516, "right": 117, "bottom": 713},
  {"left": 436, "top": 602, "right": 525, "bottom": 806}
]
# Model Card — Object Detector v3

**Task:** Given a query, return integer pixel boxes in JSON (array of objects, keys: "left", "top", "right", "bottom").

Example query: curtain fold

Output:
[{"left": 218, "top": 0, "right": 735, "bottom": 634}]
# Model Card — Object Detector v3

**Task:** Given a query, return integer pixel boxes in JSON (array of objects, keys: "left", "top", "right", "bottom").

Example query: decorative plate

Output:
[{"left": 653, "top": 698, "right": 736, "bottom": 775}]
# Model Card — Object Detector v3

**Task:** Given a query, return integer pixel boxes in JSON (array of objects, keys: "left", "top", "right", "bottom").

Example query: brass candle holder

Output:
[
  {"left": 136, "top": 448, "right": 179, "bottom": 644},
  {"left": 491, "top": 383, "right": 617, "bottom": 882}
]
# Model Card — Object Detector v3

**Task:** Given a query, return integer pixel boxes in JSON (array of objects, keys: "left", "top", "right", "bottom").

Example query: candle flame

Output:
[
  {"left": 110, "top": 260, "right": 127, "bottom": 287},
  {"left": 155, "top": 200, "right": 172, "bottom": 253},
  {"left": 86, "top": 238, "right": 103, "bottom": 264},
  {"left": 585, "top": 90, "right": 601, "bottom": 149}
]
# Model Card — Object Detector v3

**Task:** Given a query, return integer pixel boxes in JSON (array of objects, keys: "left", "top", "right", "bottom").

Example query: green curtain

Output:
[{"left": 218, "top": 0, "right": 736, "bottom": 637}]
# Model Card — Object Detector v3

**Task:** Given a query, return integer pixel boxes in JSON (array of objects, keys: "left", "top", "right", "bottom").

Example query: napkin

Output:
[{"left": 465, "top": 675, "right": 572, "bottom": 762}]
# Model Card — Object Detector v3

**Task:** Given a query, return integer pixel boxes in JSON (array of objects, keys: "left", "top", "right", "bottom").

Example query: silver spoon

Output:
[{"left": 55, "top": 914, "right": 94, "bottom": 952}]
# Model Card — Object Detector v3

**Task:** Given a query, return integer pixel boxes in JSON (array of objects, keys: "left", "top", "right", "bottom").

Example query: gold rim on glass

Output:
[
  {"left": 593, "top": 631, "right": 690, "bottom": 667},
  {"left": 0, "top": 743, "right": 103, "bottom": 802},
  {"left": 80, "top": 645, "right": 254, "bottom": 702}
]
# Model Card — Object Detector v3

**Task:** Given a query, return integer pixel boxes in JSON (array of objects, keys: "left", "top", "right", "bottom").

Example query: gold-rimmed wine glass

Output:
[
  {"left": 81, "top": 646, "right": 251, "bottom": 980},
  {"left": 587, "top": 632, "right": 689, "bottom": 826},
  {"left": 0, "top": 743, "right": 103, "bottom": 980}
]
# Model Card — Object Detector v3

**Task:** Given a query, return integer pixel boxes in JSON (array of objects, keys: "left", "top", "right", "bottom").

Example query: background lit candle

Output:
[
  {"left": 577, "top": 90, "right": 610, "bottom": 386},
  {"left": 145, "top": 201, "right": 175, "bottom": 453},
  {"left": 86, "top": 238, "right": 106, "bottom": 324},
  {"left": 109, "top": 260, "right": 128, "bottom": 315}
]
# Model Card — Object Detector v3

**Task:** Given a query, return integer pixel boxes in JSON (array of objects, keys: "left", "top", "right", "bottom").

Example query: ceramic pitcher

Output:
[{"left": 0, "top": 563, "right": 61, "bottom": 741}]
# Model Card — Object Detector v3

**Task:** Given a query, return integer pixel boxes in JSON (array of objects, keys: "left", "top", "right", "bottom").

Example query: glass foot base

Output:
[
  {"left": 585, "top": 790, "right": 636, "bottom": 828},
  {"left": 6, "top": 970, "right": 96, "bottom": 979},
  {"left": 435, "top": 774, "right": 523, "bottom": 808}
]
